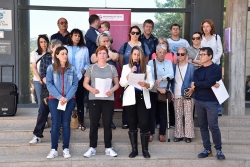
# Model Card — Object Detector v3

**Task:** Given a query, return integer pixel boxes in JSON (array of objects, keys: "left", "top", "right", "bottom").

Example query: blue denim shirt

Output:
[
  {"left": 171, "top": 63, "right": 195, "bottom": 97},
  {"left": 46, "top": 64, "right": 78, "bottom": 100}
]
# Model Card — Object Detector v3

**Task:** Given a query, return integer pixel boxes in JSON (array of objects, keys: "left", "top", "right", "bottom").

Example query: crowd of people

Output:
[{"left": 29, "top": 15, "right": 225, "bottom": 160}]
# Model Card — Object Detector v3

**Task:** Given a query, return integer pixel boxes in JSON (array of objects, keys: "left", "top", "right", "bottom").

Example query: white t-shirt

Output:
[
  {"left": 167, "top": 38, "right": 190, "bottom": 54},
  {"left": 174, "top": 63, "right": 188, "bottom": 98},
  {"left": 30, "top": 51, "right": 44, "bottom": 81},
  {"left": 201, "top": 34, "right": 223, "bottom": 65}
]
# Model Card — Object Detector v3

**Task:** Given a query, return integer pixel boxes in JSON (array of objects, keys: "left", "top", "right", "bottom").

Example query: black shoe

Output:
[
  {"left": 198, "top": 149, "right": 213, "bottom": 158},
  {"left": 122, "top": 125, "right": 129, "bottom": 129},
  {"left": 128, "top": 130, "right": 138, "bottom": 158},
  {"left": 185, "top": 138, "right": 192, "bottom": 143},
  {"left": 174, "top": 138, "right": 183, "bottom": 142},
  {"left": 218, "top": 114, "right": 222, "bottom": 116},
  {"left": 141, "top": 133, "right": 151, "bottom": 158},
  {"left": 216, "top": 150, "right": 226, "bottom": 160},
  {"left": 111, "top": 122, "right": 116, "bottom": 130}
]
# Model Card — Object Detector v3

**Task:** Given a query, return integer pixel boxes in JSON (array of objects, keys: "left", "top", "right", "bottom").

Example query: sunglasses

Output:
[
  {"left": 131, "top": 31, "right": 140, "bottom": 35},
  {"left": 59, "top": 22, "right": 68, "bottom": 25},
  {"left": 177, "top": 53, "right": 186, "bottom": 56},
  {"left": 192, "top": 37, "right": 201, "bottom": 40}
]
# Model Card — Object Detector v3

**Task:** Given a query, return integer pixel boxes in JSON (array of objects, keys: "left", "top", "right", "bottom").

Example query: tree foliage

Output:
[{"left": 153, "top": 0, "right": 184, "bottom": 38}]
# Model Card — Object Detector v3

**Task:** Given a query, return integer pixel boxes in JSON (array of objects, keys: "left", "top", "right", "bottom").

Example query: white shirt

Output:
[
  {"left": 201, "top": 34, "right": 223, "bottom": 65},
  {"left": 30, "top": 51, "right": 45, "bottom": 81},
  {"left": 174, "top": 63, "right": 188, "bottom": 98},
  {"left": 167, "top": 38, "right": 190, "bottom": 54}
]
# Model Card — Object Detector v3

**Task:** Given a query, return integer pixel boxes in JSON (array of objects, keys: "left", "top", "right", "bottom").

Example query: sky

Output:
[{"left": 29, "top": 0, "right": 167, "bottom": 38}]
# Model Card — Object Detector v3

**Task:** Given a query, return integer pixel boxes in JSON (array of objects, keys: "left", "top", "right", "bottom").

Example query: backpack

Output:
[{"left": 122, "top": 42, "right": 146, "bottom": 55}]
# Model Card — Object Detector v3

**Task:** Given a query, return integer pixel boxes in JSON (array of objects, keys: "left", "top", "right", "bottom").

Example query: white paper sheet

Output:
[
  {"left": 95, "top": 78, "right": 112, "bottom": 97},
  {"left": 211, "top": 79, "right": 229, "bottom": 104},
  {"left": 128, "top": 73, "right": 145, "bottom": 90},
  {"left": 57, "top": 101, "right": 67, "bottom": 111}
]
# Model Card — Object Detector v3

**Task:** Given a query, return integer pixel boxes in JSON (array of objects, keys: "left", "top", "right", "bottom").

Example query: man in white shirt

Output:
[{"left": 167, "top": 23, "right": 190, "bottom": 54}]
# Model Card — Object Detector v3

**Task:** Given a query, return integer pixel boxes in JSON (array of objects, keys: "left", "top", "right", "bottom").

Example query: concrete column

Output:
[{"left": 224, "top": 0, "right": 248, "bottom": 116}]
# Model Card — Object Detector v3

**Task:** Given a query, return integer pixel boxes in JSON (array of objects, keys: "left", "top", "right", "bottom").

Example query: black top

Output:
[
  {"left": 193, "top": 63, "right": 222, "bottom": 102},
  {"left": 51, "top": 31, "right": 69, "bottom": 45}
]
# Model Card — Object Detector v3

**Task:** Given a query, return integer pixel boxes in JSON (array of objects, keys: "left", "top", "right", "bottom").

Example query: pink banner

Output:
[{"left": 89, "top": 9, "right": 131, "bottom": 109}]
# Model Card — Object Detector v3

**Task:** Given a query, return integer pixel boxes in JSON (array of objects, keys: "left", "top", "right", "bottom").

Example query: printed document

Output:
[
  {"left": 128, "top": 73, "right": 145, "bottom": 90},
  {"left": 95, "top": 78, "right": 112, "bottom": 97},
  {"left": 57, "top": 102, "right": 67, "bottom": 111},
  {"left": 211, "top": 79, "right": 229, "bottom": 104}
]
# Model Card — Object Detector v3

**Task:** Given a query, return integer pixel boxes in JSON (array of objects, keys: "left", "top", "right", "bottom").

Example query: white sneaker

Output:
[
  {"left": 105, "top": 148, "right": 117, "bottom": 157},
  {"left": 83, "top": 147, "right": 96, "bottom": 158},
  {"left": 29, "top": 136, "right": 41, "bottom": 144},
  {"left": 63, "top": 148, "right": 71, "bottom": 158},
  {"left": 46, "top": 149, "right": 58, "bottom": 159}
]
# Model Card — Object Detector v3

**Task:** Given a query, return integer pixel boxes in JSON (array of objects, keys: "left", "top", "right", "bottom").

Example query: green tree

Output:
[{"left": 154, "top": 0, "right": 184, "bottom": 38}]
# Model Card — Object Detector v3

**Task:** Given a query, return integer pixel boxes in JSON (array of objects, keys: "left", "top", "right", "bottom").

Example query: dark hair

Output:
[
  {"left": 143, "top": 19, "right": 154, "bottom": 28},
  {"left": 67, "top": 28, "right": 86, "bottom": 47},
  {"left": 101, "top": 21, "right": 110, "bottom": 30},
  {"left": 128, "top": 46, "right": 147, "bottom": 79},
  {"left": 53, "top": 46, "right": 71, "bottom": 74},
  {"left": 89, "top": 14, "right": 100, "bottom": 25},
  {"left": 170, "top": 23, "right": 180, "bottom": 30},
  {"left": 192, "top": 31, "right": 202, "bottom": 38},
  {"left": 201, "top": 19, "right": 216, "bottom": 35},
  {"left": 95, "top": 45, "right": 108, "bottom": 56},
  {"left": 200, "top": 47, "right": 213, "bottom": 59},
  {"left": 36, "top": 35, "right": 49, "bottom": 55},
  {"left": 128, "top": 25, "right": 141, "bottom": 40}
]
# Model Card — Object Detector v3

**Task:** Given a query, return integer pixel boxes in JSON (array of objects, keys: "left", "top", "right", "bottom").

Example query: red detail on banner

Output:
[{"left": 89, "top": 9, "right": 131, "bottom": 110}]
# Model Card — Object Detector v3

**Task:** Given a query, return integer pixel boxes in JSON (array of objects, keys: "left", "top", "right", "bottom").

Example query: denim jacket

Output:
[
  {"left": 46, "top": 64, "right": 78, "bottom": 100},
  {"left": 171, "top": 63, "right": 195, "bottom": 97}
]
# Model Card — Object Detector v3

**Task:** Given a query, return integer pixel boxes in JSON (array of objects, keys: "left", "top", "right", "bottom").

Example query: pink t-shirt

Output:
[{"left": 151, "top": 52, "right": 177, "bottom": 64}]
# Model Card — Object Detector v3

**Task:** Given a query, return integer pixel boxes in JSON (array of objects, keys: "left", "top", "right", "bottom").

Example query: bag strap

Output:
[
  {"left": 36, "top": 52, "right": 49, "bottom": 64},
  {"left": 153, "top": 59, "right": 157, "bottom": 81},
  {"left": 177, "top": 63, "right": 187, "bottom": 88},
  {"left": 123, "top": 42, "right": 128, "bottom": 54}
]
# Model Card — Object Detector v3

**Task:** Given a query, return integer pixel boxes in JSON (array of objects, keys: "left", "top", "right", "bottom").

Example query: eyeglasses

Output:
[
  {"left": 192, "top": 37, "right": 201, "bottom": 40},
  {"left": 177, "top": 53, "right": 186, "bottom": 56},
  {"left": 198, "top": 53, "right": 208, "bottom": 57},
  {"left": 131, "top": 32, "right": 140, "bottom": 35},
  {"left": 59, "top": 22, "right": 68, "bottom": 25}
]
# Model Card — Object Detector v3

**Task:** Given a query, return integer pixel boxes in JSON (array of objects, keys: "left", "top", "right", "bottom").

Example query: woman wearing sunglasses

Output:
[
  {"left": 171, "top": 46, "right": 195, "bottom": 143},
  {"left": 118, "top": 25, "right": 150, "bottom": 129},
  {"left": 187, "top": 32, "right": 202, "bottom": 68}
]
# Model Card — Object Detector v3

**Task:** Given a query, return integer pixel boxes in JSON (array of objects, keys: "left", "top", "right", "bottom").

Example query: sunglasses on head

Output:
[
  {"left": 131, "top": 31, "right": 140, "bottom": 35},
  {"left": 192, "top": 37, "right": 201, "bottom": 40},
  {"left": 177, "top": 53, "right": 186, "bottom": 56}
]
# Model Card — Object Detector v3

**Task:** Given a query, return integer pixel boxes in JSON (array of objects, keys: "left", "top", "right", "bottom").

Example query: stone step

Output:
[
  {"left": 1, "top": 108, "right": 250, "bottom": 128},
  {"left": 1, "top": 126, "right": 250, "bottom": 142},
  {"left": 0, "top": 153, "right": 249, "bottom": 167},
  {"left": 0, "top": 139, "right": 250, "bottom": 156}
]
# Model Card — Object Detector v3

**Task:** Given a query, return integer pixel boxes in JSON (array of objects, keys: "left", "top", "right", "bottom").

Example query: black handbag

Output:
[
  {"left": 153, "top": 59, "right": 172, "bottom": 102},
  {"left": 40, "top": 83, "right": 49, "bottom": 105}
]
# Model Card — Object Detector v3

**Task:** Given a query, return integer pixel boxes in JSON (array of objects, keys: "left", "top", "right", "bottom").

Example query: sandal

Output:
[
  {"left": 159, "top": 135, "right": 166, "bottom": 142},
  {"left": 149, "top": 134, "right": 154, "bottom": 142}
]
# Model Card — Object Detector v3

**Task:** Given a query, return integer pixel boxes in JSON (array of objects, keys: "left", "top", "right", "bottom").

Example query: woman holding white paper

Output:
[
  {"left": 120, "top": 46, "right": 154, "bottom": 159},
  {"left": 83, "top": 45, "right": 119, "bottom": 158},
  {"left": 46, "top": 46, "right": 78, "bottom": 159}
]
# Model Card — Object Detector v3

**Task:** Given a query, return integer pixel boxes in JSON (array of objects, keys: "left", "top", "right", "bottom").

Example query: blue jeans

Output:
[
  {"left": 195, "top": 100, "right": 222, "bottom": 151},
  {"left": 218, "top": 104, "right": 222, "bottom": 115},
  {"left": 48, "top": 98, "right": 75, "bottom": 150},
  {"left": 33, "top": 81, "right": 42, "bottom": 108}
]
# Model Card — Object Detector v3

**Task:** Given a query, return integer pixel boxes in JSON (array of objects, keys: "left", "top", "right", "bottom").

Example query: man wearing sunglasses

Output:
[
  {"left": 167, "top": 23, "right": 190, "bottom": 54},
  {"left": 51, "top": 18, "right": 69, "bottom": 45},
  {"left": 191, "top": 47, "right": 225, "bottom": 160}
]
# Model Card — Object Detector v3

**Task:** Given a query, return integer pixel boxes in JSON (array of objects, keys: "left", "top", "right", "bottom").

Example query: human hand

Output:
[
  {"left": 186, "top": 88, "right": 194, "bottom": 97},
  {"left": 138, "top": 81, "right": 148, "bottom": 88},
  {"left": 131, "top": 66, "right": 137, "bottom": 73},
  {"left": 59, "top": 97, "right": 68, "bottom": 105},
  {"left": 213, "top": 83, "right": 220, "bottom": 88},
  {"left": 157, "top": 87, "right": 166, "bottom": 94},
  {"left": 106, "top": 90, "right": 113, "bottom": 97},
  {"left": 191, "top": 82, "right": 195, "bottom": 89},
  {"left": 91, "top": 88, "right": 100, "bottom": 94},
  {"left": 154, "top": 78, "right": 163, "bottom": 87}
]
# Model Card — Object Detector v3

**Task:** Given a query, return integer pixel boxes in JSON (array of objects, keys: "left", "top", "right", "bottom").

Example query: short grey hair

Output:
[
  {"left": 177, "top": 46, "right": 188, "bottom": 54},
  {"left": 96, "top": 33, "right": 111, "bottom": 46},
  {"left": 48, "top": 39, "right": 63, "bottom": 53},
  {"left": 156, "top": 44, "right": 167, "bottom": 52}
]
